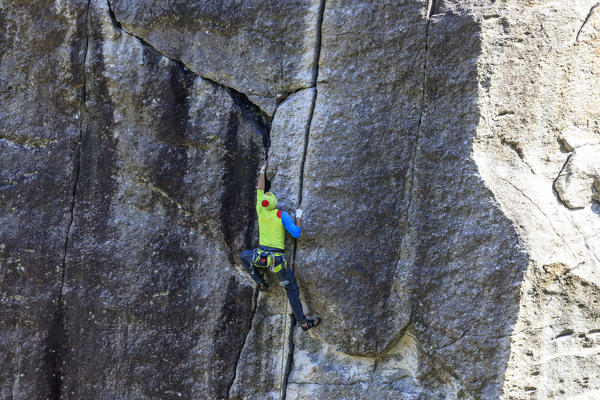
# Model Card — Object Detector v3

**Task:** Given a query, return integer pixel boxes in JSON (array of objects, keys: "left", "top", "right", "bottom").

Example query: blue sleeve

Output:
[{"left": 281, "top": 211, "right": 301, "bottom": 239}]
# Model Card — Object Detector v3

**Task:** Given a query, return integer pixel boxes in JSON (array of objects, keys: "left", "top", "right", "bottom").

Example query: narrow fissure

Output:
[
  {"left": 225, "top": 124, "right": 272, "bottom": 399},
  {"left": 392, "top": 0, "right": 436, "bottom": 295},
  {"left": 296, "top": 0, "right": 326, "bottom": 205},
  {"left": 48, "top": 1, "right": 91, "bottom": 399},
  {"left": 227, "top": 87, "right": 272, "bottom": 155},
  {"left": 283, "top": 1, "right": 326, "bottom": 399},
  {"left": 106, "top": 2, "right": 304, "bottom": 399},
  {"left": 106, "top": 0, "right": 271, "bottom": 130},
  {"left": 227, "top": 286, "right": 260, "bottom": 399},
  {"left": 576, "top": 2, "right": 599, "bottom": 41},
  {"left": 280, "top": 314, "right": 296, "bottom": 400}
]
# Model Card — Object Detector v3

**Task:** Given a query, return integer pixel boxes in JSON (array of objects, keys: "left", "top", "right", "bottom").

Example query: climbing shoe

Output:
[
  {"left": 258, "top": 281, "right": 269, "bottom": 292},
  {"left": 300, "top": 317, "right": 321, "bottom": 331}
]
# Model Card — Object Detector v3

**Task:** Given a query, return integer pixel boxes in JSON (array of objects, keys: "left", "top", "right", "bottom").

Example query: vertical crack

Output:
[
  {"left": 393, "top": 0, "right": 436, "bottom": 285},
  {"left": 296, "top": 0, "right": 326, "bottom": 205},
  {"left": 280, "top": 314, "right": 296, "bottom": 400},
  {"left": 227, "top": 287, "right": 260, "bottom": 399},
  {"left": 408, "top": 0, "right": 436, "bottom": 212},
  {"left": 284, "top": 1, "right": 326, "bottom": 399},
  {"left": 223, "top": 79, "right": 273, "bottom": 400},
  {"left": 48, "top": 2, "right": 90, "bottom": 399},
  {"left": 222, "top": 86, "right": 272, "bottom": 399}
]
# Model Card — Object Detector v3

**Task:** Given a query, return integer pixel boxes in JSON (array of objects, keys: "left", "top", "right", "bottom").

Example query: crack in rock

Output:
[
  {"left": 48, "top": 2, "right": 91, "bottom": 398},
  {"left": 284, "top": 1, "right": 326, "bottom": 398},
  {"left": 576, "top": 2, "right": 600, "bottom": 41},
  {"left": 392, "top": 0, "right": 436, "bottom": 319},
  {"left": 105, "top": 0, "right": 272, "bottom": 123},
  {"left": 227, "top": 287, "right": 260, "bottom": 399}
]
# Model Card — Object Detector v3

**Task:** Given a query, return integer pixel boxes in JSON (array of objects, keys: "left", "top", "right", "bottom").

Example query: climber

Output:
[{"left": 239, "top": 160, "right": 321, "bottom": 331}]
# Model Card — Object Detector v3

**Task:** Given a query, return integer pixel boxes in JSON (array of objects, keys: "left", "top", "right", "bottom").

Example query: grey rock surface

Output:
[
  {"left": 0, "top": 1, "right": 87, "bottom": 398},
  {"left": 1, "top": 0, "right": 600, "bottom": 399},
  {"left": 554, "top": 145, "right": 600, "bottom": 208},
  {"left": 56, "top": 1, "right": 264, "bottom": 399},
  {"left": 267, "top": 87, "right": 315, "bottom": 211},
  {"left": 229, "top": 285, "right": 292, "bottom": 400},
  {"left": 107, "top": 0, "right": 322, "bottom": 115},
  {"left": 295, "top": 0, "right": 425, "bottom": 357}
]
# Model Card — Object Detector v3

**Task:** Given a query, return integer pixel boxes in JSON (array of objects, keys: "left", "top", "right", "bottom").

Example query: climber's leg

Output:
[
  {"left": 275, "top": 262, "right": 307, "bottom": 325},
  {"left": 240, "top": 250, "right": 267, "bottom": 289}
]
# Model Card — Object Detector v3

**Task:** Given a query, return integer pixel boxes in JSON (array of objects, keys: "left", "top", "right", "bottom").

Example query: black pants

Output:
[{"left": 240, "top": 249, "right": 307, "bottom": 324}]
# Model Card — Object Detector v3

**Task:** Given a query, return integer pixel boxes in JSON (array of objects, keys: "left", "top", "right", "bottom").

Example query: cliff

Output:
[{"left": 1, "top": 1, "right": 599, "bottom": 399}]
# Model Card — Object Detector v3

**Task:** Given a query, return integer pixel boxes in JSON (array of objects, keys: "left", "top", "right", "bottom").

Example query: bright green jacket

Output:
[{"left": 256, "top": 189, "right": 285, "bottom": 249}]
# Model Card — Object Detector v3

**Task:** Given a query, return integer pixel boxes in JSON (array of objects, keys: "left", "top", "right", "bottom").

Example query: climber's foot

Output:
[{"left": 300, "top": 317, "right": 321, "bottom": 331}]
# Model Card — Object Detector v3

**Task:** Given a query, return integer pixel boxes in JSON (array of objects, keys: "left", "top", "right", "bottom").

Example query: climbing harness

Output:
[{"left": 252, "top": 247, "right": 285, "bottom": 273}]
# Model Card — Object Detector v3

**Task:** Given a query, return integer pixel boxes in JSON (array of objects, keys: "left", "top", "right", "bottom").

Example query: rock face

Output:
[
  {"left": 0, "top": 1, "right": 87, "bottom": 398},
  {"left": 1, "top": 0, "right": 600, "bottom": 399},
  {"left": 554, "top": 145, "right": 600, "bottom": 209},
  {"left": 107, "top": 0, "right": 322, "bottom": 115},
  {"left": 59, "top": 1, "right": 265, "bottom": 399}
]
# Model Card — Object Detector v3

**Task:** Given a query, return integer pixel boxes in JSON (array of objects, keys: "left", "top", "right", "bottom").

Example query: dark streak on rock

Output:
[
  {"left": 107, "top": 2, "right": 271, "bottom": 398},
  {"left": 576, "top": 2, "right": 599, "bottom": 42},
  {"left": 411, "top": 0, "right": 436, "bottom": 214},
  {"left": 144, "top": 46, "right": 193, "bottom": 213},
  {"left": 46, "top": 1, "right": 91, "bottom": 398},
  {"left": 552, "top": 329, "right": 574, "bottom": 340},
  {"left": 227, "top": 284, "right": 260, "bottom": 399},
  {"left": 552, "top": 153, "right": 574, "bottom": 208},
  {"left": 221, "top": 110, "right": 243, "bottom": 265},
  {"left": 227, "top": 87, "right": 272, "bottom": 155},
  {"left": 281, "top": 314, "right": 296, "bottom": 400},
  {"left": 213, "top": 277, "right": 255, "bottom": 399},
  {"left": 108, "top": 0, "right": 270, "bottom": 259}
]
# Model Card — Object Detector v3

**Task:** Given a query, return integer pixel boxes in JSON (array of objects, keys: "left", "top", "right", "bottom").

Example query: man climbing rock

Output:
[{"left": 240, "top": 160, "right": 321, "bottom": 331}]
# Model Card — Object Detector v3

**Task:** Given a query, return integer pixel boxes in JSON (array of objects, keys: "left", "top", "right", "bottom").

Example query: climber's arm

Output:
[
  {"left": 256, "top": 161, "right": 267, "bottom": 191},
  {"left": 281, "top": 210, "right": 301, "bottom": 239},
  {"left": 256, "top": 161, "right": 266, "bottom": 213}
]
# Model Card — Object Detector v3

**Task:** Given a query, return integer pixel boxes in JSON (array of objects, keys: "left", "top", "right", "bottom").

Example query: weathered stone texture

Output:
[
  {"left": 2, "top": 0, "right": 600, "bottom": 399},
  {"left": 107, "top": 0, "right": 322, "bottom": 114},
  {"left": 0, "top": 1, "right": 87, "bottom": 398},
  {"left": 56, "top": 1, "right": 264, "bottom": 399},
  {"left": 392, "top": 6, "right": 527, "bottom": 398},
  {"left": 471, "top": 0, "right": 600, "bottom": 398},
  {"left": 295, "top": 0, "right": 426, "bottom": 358},
  {"left": 229, "top": 286, "right": 292, "bottom": 400},
  {"left": 554, "top": 145, "right": 600, "bottom": 209}
]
